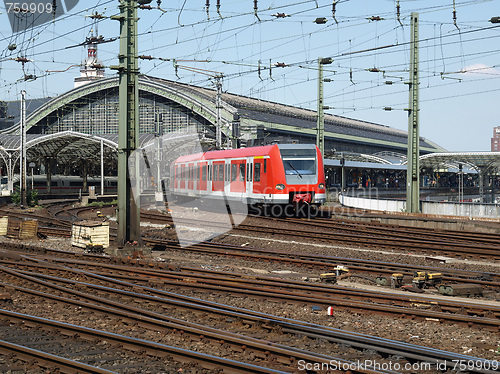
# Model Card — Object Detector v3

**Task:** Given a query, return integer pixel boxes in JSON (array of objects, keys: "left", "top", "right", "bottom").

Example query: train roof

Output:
[{"left": 174, "top": 144, "right": 318, "bottom": 163}]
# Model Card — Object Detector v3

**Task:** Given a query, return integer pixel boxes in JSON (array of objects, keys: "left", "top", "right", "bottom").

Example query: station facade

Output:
[{"left": 0, "top": 70, "right": 498, "bottom": 205}]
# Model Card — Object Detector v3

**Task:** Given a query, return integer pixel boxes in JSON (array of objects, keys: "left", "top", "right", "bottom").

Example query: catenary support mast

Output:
[
  {"left": 113, "top": 0, "right": 141, "bottom": 245},
  {"left": 406, "top": 12, "right": 420, "bottom": 213}
]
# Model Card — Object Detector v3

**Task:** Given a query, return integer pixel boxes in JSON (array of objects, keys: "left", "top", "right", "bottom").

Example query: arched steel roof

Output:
[
  {"left": 0, "top": 131, "right": 156, "bottom": 166},
  {"left": 0, "top": 76, "right": 236, "bottom": 135},
  {"left": 0, "top": 74, "right": 444, "bottom": 154},
  {"left": 419, "top": 152, "right": 500, "bottom": 173}
]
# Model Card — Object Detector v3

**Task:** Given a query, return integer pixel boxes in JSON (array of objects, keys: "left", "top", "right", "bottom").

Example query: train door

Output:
[
  {"left": 246, "top": 158, "right": 253, "bottom": 198},
  {"left": 230, "top": 160, "right": 245, "bottom": 194},
  {"left": 180, "top": 165, "right": 186, "bottom": 190},
  {"left": 199, "top": 162, "right": 207, "bottom": 193},
  {"left": 252, "top": 157, "right": 264, "bottom": 194},
  {"left": 194, "top": 163, "right": 199, "bottom": 193},
  {"left": 174, "top": 165, "right": 178, "bottom": 191},
  {"left": 188, "top": 163, "right": 194, "bottom": 190},
  {"left": 207, "top": 161, "right": 212, "bottom": 193},
  {"left": 212, "top": 161, "right": 225, "bottom": 192},
  {"left": 224, "top": 161, "right": 230, "bottom": 197}
]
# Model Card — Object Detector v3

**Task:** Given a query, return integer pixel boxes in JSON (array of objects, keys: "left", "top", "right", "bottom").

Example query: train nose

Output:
[{"left": 292, "top": 193, "right": 312, "bottom": 204}]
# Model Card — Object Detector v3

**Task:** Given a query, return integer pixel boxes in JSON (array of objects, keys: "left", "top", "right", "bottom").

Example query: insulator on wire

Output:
[
  {"left": 453, "top": 9, "right": 459, "bottom": 29},
  {"left": 396, "top": 1, "right": 402, "bottom": 26},
  {"left": 452, "top": 0, "right": 459, "bottom": 29},
  {"left": 332, "top": 1, "right": 338, "bottom": 24},
  {"left": 216, "top": 0, "right": 221, "bottom": 16},
  {"left": 254, "top": 0, "right": 260, "bottom": 21},
  {"left": 206, "top": 0, "right": 209, "bottom": 18},
  {"left": 314, "top": 17, "right": 327, "bottom": 24}
]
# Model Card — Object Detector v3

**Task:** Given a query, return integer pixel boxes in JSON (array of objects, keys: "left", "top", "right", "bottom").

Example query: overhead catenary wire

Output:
[{"left": 1, "top": 0, "right": 499, "bottom": 121}]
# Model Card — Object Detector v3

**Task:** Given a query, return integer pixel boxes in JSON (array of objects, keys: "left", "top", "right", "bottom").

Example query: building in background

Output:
[{"left": 492, "top": 126, "right": 500, "bottom": 151}]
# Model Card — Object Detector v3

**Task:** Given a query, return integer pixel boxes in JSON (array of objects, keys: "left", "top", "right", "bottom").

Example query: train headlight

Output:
[
  {"left": 319, "top": 183, "right": 325, "bottom": 189},
  {"left": 276, "top": 184, "right": 285, "bottom": 190}
]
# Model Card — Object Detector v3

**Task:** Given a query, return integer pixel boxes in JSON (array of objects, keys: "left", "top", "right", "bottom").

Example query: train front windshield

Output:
[{"left": 278, "top": 145, "right": 318, "bottom": 185}]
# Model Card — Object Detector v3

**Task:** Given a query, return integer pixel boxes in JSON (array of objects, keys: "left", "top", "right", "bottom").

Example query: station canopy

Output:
[
  {"left": 419, "top": 152, "right": 500, "bottom": 173},
  {"left": 0, "top": 131, "right": 156, "bottom": 165}
]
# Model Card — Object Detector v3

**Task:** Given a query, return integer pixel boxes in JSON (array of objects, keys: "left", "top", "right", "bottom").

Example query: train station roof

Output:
[
  {"left": 419, "top": 152, "right": 500, "bottom": 172},
  {"left": 1, "top": 75, "right": 445, "bottom": 155},
  {"left": 0, "top": 131, "right": 156, "bottom": 164}
]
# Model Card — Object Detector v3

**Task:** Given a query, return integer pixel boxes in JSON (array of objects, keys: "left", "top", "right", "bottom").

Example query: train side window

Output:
[
  {"left": 202, "top": 165, "right": 207, "bottom": 181},
  {"left": 231, "top": 164, "right": 237, "bottom": 181},
  {"left": 254, "top": 163, "right": 261, "bottom": 182},
  {"left": 250, "top": 163, "right": 253, "bottom": 181},
  {"left": 213, "top": 164, "right": 218, "bottom": 181},
  {"left": 264, "top": 159, "right": 267, "bottom": 173},
  {"left": 239, "top": 163, "right": 245, "bottom": 181},
  {"left": 219, "top": 164, "right": 224, "bottom": 181}
]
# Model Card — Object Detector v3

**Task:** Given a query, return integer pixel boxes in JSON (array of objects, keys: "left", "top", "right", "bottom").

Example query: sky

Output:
[{"left": 0, "top": 0, "right": 499, "bottom": 152}]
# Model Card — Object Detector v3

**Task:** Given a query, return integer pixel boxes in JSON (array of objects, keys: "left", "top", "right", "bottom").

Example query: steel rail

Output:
[
  {"left": 0, "top": 339, "right": 118, "bottom": 374},
  {"left": 0, "top": 308, "right": 289, "bottom": 374},
  {"left": 9, "top": 263, "right": 497, "bottom": 374},
  {"left": 80, "top": 266, "right": 500, "bottom": 331},
  {"left": 142, "top": 210, "right": 500, "bottom": 249},
  {"left": 141, "top": 237, "right": 500, "bottom": 287},
  {"left": 0, "top": 269, "right": 386, "bottom": 374},
  {"left": 3, "top": 254, "right": 500, "bottom": 330}
]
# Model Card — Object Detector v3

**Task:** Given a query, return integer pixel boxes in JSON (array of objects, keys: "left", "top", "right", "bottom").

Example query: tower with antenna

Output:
[{"left": 74, "top": 29, "right": 105, "bottom": 88}]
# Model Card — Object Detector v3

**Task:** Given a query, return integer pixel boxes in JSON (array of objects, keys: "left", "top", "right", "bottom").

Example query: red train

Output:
[{"left": 171, "top": 144, "right": 326, "bottom": 213}]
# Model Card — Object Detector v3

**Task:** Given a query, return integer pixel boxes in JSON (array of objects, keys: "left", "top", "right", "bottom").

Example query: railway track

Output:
[
  {"left": 3, "top": 203, "right": 500, "bottom": 260},
  {"left": 3, "top": 219, "right": 500, "bottom": 293},
  {"left": 0, "top": 203, "right": 499, "bottom": 372},
  {"left": 0, "top": 309, "right": 287, "bottom": 374},
  {"left": 140, "top": 210, "right": 500, "bottom": 260},
  {"left": 141, "top": 237, "right": 500, "bottom": 287},
  {"left": 1, "top": 247, "right": 500, "bottom": 331},
  {"left": 0, "top": 250, "right": 498, "bottom": 373}
]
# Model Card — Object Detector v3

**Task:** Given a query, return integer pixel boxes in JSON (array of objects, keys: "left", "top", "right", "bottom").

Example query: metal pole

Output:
[
  {"left": 20, "top": 90, "right": 27, "bottom": 206},
  {"left": 112, "top": 0, "right": 141, "bottom": 245},
  {"left": 340, "top": 152, "right": 345, "bottom": 204},
  {"left": 8, "top": 153, "right": 13, "bottom": 193},
  {"left": 316, "top": 58, "right": 331, "bottom": 158},
  {"left": 100, "top": 139, "right": 104, "bottom": 195},
  {"left": 215, "top": 75, "right": 222, "bottom": 149},
  {"left": 406, "top": 12, "right": 420, "bottom": 213},
  {"left": 317, "top": 58, "right": 325, "bottom": 158},
  {"left": 156, "top": 115, "right": 162, "bottom": 195}
]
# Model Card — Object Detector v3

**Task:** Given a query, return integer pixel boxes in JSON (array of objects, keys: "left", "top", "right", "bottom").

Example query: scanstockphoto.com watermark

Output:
[
  {"left": 298, "top": 359, "right": 500, "bottom": 373},
  {"left": 4, "top": 0, "right": 79, "bottom": 33}
]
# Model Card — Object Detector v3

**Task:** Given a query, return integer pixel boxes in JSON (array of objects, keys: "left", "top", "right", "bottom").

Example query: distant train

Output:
[
  {"left": 171, "top": 144, "right": 326, "bottom": 212},
  {"left": 0, "top": 175, "right": 118, "bottom": 195}
]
